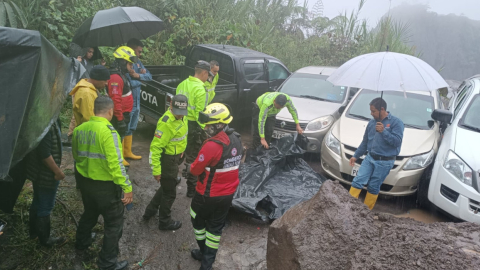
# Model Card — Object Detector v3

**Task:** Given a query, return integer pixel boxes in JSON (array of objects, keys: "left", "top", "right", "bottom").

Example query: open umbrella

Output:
[
  {"left": 327, "top": 52, "right": 448, "bottom": 93},
  {"left": 72, "top": 6, "right": 164, "bottom": 47}
]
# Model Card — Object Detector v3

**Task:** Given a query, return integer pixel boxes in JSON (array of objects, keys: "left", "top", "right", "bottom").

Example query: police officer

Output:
[
  {"left": 142, "top": 95, "right": 188, "bottom": 231},
  {"left": 204, "top": 60, "right": 219, "bottom": 104},
  {"left": 72, "top": 96, "right": 132, "bottom": 270},
  {"left": 252, "top": 92, "right": 303, "bottom": 149},
  {"left": 176, "top": 60, "right": 214, "bottom": 197},
  {"left": 187, "top": 103, "right": 243, "bottom": 270}
]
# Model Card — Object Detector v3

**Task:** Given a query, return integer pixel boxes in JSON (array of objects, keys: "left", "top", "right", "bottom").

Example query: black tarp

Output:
[
  {"left": 0, "top": 27, "right": 85, "bottom": 181},
  {"left": 233, "top": 135, "right": 326, "bottom": 221}
]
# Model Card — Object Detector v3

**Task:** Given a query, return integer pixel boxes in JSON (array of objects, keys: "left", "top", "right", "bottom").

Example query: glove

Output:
[{"left": 117, "top": 120, "right": 127, "bottom": 136}]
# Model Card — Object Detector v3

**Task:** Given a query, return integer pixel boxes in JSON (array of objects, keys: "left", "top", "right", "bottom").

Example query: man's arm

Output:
[
  {"left": 286, "top": 99, "right": 299, "bottom": 124},
  {"left": 38, "top": 129, "right": 65, "bottom": 180},
  {"left": 380, "top": 119, "right": 404, "bottom": 148},
  {"left": 149, "top": 124, "right": 172, "bottom": 176},
  {"left": 258, "top": 104, "right": 270, "bottom": 139},
  {"left": 75, "top": 94, "right": 95, "bottom": 124},
  {"left": 138, "top": 62, "right": 152, "bottom": 81},
  {"left": 353, "top": 121, "right": 371, "bottom": 159},
  {"left": 190, "top": 142, "right": 223, "bottom": 176},
  {"left": 104, "top": 130, "right": 132, "bottom": 193}
]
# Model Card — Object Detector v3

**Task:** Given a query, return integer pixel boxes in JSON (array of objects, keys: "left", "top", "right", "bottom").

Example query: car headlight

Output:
[
  {"left": 403, "top": 149, "right": 435, "bottom": 170},
  {"left": 325, "top": 131, "right": 340, "bottom": 155},
  {"left": 306, "top": 115, "right": 334, "bottom": 131},
  {"left": 443, "top": 150, "right": 473, "bottom": 186}
]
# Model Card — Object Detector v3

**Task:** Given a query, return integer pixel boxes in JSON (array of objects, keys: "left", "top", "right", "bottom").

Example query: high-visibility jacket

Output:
[
  {"left": 204, "top": 74, "right": 219, "bottom": 104},
  {"left": 70, "top": 79, "right": 99, "bottom": 126},
  {"left": 256, "top": 92, "right": 299, "bottom": 138},
  {"left": 176, "top": 76, "right": 208, "bottom": 126},
  {"left": 149, "top": 109, "right": 188, "bottom": 176},
  {"left": 72, "top": 116, "right": 132, "bottom": 193}
]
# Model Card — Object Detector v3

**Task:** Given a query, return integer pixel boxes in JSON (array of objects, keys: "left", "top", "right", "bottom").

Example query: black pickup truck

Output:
[{"left": 139, "top": 44, "right": 290, "bottom": 125}]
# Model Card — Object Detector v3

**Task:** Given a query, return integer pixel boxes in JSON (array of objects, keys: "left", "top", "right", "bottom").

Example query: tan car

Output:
[{"left": 321, "top": 88, "right": 445, "bottom": 196}]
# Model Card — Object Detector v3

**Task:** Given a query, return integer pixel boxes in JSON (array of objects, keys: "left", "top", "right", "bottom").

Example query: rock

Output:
[{"left": 267, "top": 180, "right": 480, "bottom": 270}]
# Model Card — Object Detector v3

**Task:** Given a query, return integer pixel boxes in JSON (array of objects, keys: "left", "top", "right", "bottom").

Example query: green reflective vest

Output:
[
  {"left": 256, "top": 92, "right": 299, "bottom": 138},
  {"left": 149, "top": 109, "right": 188, "bottom": 175},
  {"left": 176, "top": 76, "right": 208, "bottom": 126},
  {"left": 204, "top": 74, "right": 219, "bottom": 104},
  {"left": 72, "top": 116, "right": 132, "bottom": 193}
]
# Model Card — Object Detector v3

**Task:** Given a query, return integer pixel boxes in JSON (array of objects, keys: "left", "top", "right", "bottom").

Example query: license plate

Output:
[
  {"left": 351, "top": 164, "right": 361, "bottom": 177},
  {"left": 272, "top": 130, "right": 288, "bottom": 139}
]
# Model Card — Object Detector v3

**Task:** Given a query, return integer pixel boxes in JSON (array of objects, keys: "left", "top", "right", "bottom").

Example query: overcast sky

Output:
[{"left": 312, "top": 0, "right": 480, "bottom": 26}]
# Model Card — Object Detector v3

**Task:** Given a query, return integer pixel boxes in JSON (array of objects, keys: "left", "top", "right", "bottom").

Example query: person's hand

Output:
[
  {"left": 140, "top": 68, "right": 147, "bottom": 74},
  {"left": 349, "top": 157, "right": 357, "bottom": 167},
  {"left": 296, "top": 124, "right": 304, "bottom": 135},
  {"left": 261, "top": 138, "right": 269, "bottom": 149},
  {"left": 76, "top": 56, "right": 82, "bottom": 62},
  {"left": 129, "top": 69, "right": 140, "bottom": 79},
  {"left": 122, "top": 192, "right": 133, "bottom": 205},
  {"left": 376, "top": 122, "right": 384, "bottom": 133},
  {"left": 154, "top": 175, "right": 161, "bottom": 183},
  {"left": 181, "top": 152, "right": 184, "bottom": 158},
  {"left": 101, "top": 58, "right": 106, "bottom": 66},
  {"left": 54, "top": 170, "right": 66, "bottom": 181}
]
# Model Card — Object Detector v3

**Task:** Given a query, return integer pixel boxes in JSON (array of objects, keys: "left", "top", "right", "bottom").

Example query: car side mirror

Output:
[
  {"left": 338, "top": 105, "right": 346, "bottom": 114},
  {"left": 431, "top": 109, "right": 452, "bottom": 123}
]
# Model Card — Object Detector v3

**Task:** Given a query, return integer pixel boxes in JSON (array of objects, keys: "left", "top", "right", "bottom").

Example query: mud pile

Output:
[{"left": 267, "top": 180, "right": 480, "bottom": 270}]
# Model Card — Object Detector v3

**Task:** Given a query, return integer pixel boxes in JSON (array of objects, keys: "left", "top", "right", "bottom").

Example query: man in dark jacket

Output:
[{"left": 26, "top": 119, "right": 66, "bottom": 247}]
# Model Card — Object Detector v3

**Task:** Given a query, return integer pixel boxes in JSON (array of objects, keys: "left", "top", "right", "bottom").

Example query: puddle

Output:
[{"left": 396, "top": 208, "right": 449, "bottom": 223}]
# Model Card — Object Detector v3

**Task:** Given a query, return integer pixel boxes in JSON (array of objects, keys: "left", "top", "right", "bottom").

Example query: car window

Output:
[
  {"left": 244, "top": 63, "right": 266, "bottom": 81},
  {"left": 218, "top": 56, "right": 234, "bottom": 83},
  {"left": 435, "top": 89, "right": 443, "bottom": 109},
  {"left": 460, "top": 94, "right": 480, "bottom": 130},
  {"left": 454, "top": 84, "right": 473, "bottom": 118},
  {"left": 346, "top": 90, "right": 435, "bottom": 130},
  {"left": 279, "top": 73, "right": 347, "bottom": 103},
  {"left": 268, "top": 62, "right": 289, "bottom": 81}
]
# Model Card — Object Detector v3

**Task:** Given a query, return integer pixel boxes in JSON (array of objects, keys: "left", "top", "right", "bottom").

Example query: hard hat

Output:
[
  {"left": 113, "top": 46, "right": 138, "bottom": 63},
  {"left": 199, "top": 103, "right": 233, "bottom": 125}
]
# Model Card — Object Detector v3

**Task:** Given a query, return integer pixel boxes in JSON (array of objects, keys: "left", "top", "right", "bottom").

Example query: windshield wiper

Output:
[
  {"left": 461, "top": 124, "right": 480, "bottom": 133},
  {"left": 299, "top": 95, "right": 328, "bottom": 101},
  {"left": 404, "top": 123, "right": 422, "bottom": 130},
  {"left": 349, "top": 114, "right": 371, "bottom": 121}
]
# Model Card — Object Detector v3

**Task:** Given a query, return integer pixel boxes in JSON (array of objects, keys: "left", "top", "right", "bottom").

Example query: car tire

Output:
[{"left": 417, "top": 165, "right": 433, "bottom": 209}]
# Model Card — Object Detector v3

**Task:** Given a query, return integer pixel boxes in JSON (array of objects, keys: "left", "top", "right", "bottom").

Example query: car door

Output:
[
  {"left": 238, "top": 59, "right": 269, "bottom": 117},
  {"left": 267, "top": 60, "right": 290, "bottom": 91}
]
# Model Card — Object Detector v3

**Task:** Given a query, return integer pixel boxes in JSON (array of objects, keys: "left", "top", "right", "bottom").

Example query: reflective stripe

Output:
[
  {"left": 206, "top": 239, "right": 219, "bottom": 249},
  {"left": 194, "top": 228, "right": 206, "bottom": 234},
  {"left": 190, "top": 207, "right": 197, "bottom": 219},
  {"left": 259, "top": 106, "right": 270, "bottom": 136},
  {"left": 207, "top": 88, "right": 214, "bottom": 92},
  {"left": 205, "top": 92, "right": 209, "bottom": 107},
  {"left": 170, "top": 132, "right": 187, "bottom": 142},
  {"left": 77, "top": 151, "right": 106, "bottom": 160},
  {"left": 287, "top": 100, "right": 298, "bottom": 120},
  {"left": 206, "top": 232, "right": 221, "bottom": 241},
  {"left": 111, "top": 132, "right": 132, "bottom": 186},
  {"left": 195, "top": 228, "right": 206, "bottom": 240},
  {"left": 205, "top": 166, "right": 239, "bottom": 172},
  {"left": 149, "top": 152, "right": 154, "bottom": 170},
  {"left": 189, "top": 105, "right": 196, "bottom": 110},
  {"left": 196, "top": 234, "right": 206, "bottom": 240},
  {"left": 122, "top": 91, "right": 132, "bottom": 97}
]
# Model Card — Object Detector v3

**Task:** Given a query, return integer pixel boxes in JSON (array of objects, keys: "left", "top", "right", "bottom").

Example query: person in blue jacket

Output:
[{"left": 124, "top": 38, "right": 153, "bottom": 160}]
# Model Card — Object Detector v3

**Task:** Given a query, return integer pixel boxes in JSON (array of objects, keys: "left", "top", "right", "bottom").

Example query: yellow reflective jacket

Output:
[
  {"left": 176, "top": 76, "right": 208, "bottom": 126},
  {"left": 256, "top": 92, "right": 299, "bottom": 138},
  {"left": 72, "top": 116, "right": 132, "bottom": 193},
  {"left": 204, "top": 74, "right": 219, "bottom": 104},
  {"left": 70, "top": 79, "right": 99, "bottom": 126},
  {"left": 149, "top": 110, "right": 188, "bottom": 175}
]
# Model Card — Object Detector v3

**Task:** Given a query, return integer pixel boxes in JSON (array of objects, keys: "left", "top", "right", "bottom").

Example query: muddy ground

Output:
[{"left": 0, "top": 121, "right": 454, "bottom": 270}]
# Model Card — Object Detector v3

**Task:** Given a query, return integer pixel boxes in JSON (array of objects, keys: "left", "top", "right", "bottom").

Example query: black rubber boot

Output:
[
  {"left": 36, "top": 215, "right": 66, "bottom": 248},
  {"left": 158, "top": 220, "right": 182, "bottom": 231},
  {"left": 200, "top": 246, "right": 218, "bottom": 270},
  {"left": 112, "top": 260, "right": 128, "bottom": 270},
  {"left": 191, "top": 249, "right": 203, "bottom": 261},
  {"left": 29, "top": 207, "right": 37, "bottom": 239}
]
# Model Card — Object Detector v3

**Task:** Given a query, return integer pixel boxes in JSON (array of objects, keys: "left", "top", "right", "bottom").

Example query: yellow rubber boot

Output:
[
  {"left": 123, "top": 135, "right": 142, "bottom": 160},
  {"left": 122, "top": 139, "right": 130, "bottom": 167},
  {"left": 364, "top": 192, "right": 379, "bottom": 210},
  {"left": 349, "top": 187, "right": 361, "bottom": 199}
]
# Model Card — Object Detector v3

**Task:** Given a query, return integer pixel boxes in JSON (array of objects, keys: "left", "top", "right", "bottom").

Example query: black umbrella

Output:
[{"left": 72, "top": 6, "right": 165, "bottom": 47}]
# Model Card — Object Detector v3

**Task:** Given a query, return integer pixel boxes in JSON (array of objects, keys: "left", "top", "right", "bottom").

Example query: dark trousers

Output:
[
  {"left": 252, "top": 105, "right": 275, "bottom": 149},
  {"left": 30, "top": 181, "right": 60, "bottom": 217},
  {"left": 185, "top": 121, "right": 207, "bottom": 192},
  {"left": 75, "top": 174, "right": 124, "bottom": 270},
  {"left": 145, "top": 154, "right": 182, "bottom": 225},
  {"left": 190, "top": 193, "right": 234, "bottom": 270},
  {"left": 111, "top": 112, "right": 131, "bottom": 139}
]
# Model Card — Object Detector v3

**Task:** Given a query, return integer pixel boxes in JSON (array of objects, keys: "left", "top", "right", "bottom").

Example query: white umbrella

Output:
[{"left": 326, "top": 52, "right": 448, "bottom": 93}]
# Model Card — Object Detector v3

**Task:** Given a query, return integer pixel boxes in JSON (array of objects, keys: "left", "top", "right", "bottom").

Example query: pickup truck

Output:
[{"left": 139, "top": 44, "right": 290, "bottom": 126}]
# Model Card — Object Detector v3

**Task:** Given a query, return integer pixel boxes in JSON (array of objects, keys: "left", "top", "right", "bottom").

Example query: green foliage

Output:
[{"left": 0, "top": 1, "right": 28, "bottom": 28}]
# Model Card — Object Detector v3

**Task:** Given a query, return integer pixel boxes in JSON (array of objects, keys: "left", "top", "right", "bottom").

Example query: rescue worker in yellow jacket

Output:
[
  {"left": 143, "top": 95, "right": 188, "bottom": 231},
  {"left": 72, "top": 96, "right": 132, "bottom": 270}
]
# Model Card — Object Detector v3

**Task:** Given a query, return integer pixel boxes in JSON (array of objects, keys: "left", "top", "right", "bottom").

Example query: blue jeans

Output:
[
  {"left": 351, "top": 154, "right": 395, "bottom": 195},
  {"left": 126, "top": 86, "right": 141, "bottom": 136},
  {"left": 30, "top": 180, "right": 60, "bottom": 217}
]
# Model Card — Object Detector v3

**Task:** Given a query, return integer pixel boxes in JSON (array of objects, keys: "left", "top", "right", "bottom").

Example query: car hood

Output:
[
  {"left": 276, "top": 96, "right": 342, "bottom": 122},
  {"left": 454, "top": 127, "right": 480, "bottom": 169},
  {"left": 333, "top": 116, "right": 436, "bottom": 157}
]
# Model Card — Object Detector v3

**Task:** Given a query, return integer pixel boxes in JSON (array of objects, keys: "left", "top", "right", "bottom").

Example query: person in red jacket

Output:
[
  {"left": 187, "top": 103, "right": 243, "bottom": 270},
  {"left": 108, "top": 46, "right": 137, "bottom": 166}
]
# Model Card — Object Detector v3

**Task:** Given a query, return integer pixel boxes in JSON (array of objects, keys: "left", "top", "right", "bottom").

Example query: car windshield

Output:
[
  {"left": 460, "top": 94, "right": 480, "bottom": 132},
  {"left": 347, "top": 90, "right": 435, "bottom": 130},
  {"left": 279, "top": 73, "right": 347, "bottom": 103}
]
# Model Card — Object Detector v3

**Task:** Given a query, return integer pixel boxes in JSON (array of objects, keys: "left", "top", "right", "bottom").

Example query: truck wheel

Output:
[{"left": 416, "top": 165, "right": 433, "bottom": 209}]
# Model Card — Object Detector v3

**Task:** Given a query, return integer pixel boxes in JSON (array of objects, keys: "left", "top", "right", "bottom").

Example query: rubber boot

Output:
[
  {"left": 29, "top": 207, "right": 37, "bottom": 239},
  {"left": 349, "top": 186, "right": 361, "bottom": 199},
  {"left": 200, "top": 246, "right": 218, "bottom": 270},
  {"left": 121, "top": 139, "right": 130, "bottom": 167},
  {"left": 123, "top": 135, "right": 142, "bottom": 160},
  {"left": 191, "top": 239, "right": 205, "bottom": 261},
  {"left": 36, "top": 215, "right": 66, "bottom": 248},
  {"left": 364, "top": 192, "right": 379, "bottom": 210}
]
